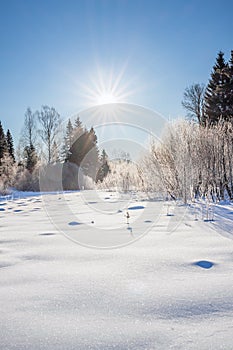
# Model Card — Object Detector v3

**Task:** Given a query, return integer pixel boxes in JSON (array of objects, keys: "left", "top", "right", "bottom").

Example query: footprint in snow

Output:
[
  {"left": 128, "top": 205, "right": 144, "bottom": 210},
  {"left": 68, "top": 221, "right": 82, "bottom": 226},
  {"left": 193, "top": 260, "right": 215, "bottom": 269},
  {"left": 39, "top": 232, "right": 56, "bottom": 236}
]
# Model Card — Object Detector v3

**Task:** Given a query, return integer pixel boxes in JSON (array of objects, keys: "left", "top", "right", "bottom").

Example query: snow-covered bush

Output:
[
  {"left": 144, "top": 120, "right": 233, "bottom": 202},
  {"left": 97, "top": 159, "right": 143, "bottom": 192},
  {"left": 14, "top": 165, "right": 40, "bottom": 192},
  {"left": 0, "top": 155, "right": 17, "bottom": 194}
]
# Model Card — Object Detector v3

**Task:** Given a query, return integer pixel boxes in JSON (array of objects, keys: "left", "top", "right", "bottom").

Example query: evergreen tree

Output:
[
  {"left": 6, "top": 129, "right": 15, "bottom": 162},
  {"left": 67, "top": 126, "right": 100, "bottom": 180},
  {"left": 96, "top": 149, "right": 110, "bottom": 182},
  {"left": 51, "top": 141, "right": 60, "bottom": 163},
  {"left": 0, "top": 123, "right": 15, "bottom": 187},
  {"left": 24, "top": 144, "right": 38, "bottom": 173},
  {"left": 72, "top": 116, "right": 85, "bottom": 144},
  {"left": 84, "top": 127, "right": 99, "bottom": 179},
  {"left": 204, "top": 51, "right": 231, "bottom": 123},
  {"left": 74, "top": 115, "right": 82, "bottom": 129},
  {"left": 0, "top": 121, "right": 8, "bottom": 160},
  {"left": 226, "top": 50, "right": 233, "bottom": 118},
  {"left": 0, "top": 153, "right": 15, "bottom": 187},
  {"left": 61, "top": 119, "right": 74, "bottom": 162}
]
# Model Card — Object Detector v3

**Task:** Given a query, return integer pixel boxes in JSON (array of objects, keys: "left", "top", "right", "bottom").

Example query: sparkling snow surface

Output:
[{"left": 0, "top": 191, "right": 233, "bottom": 349}]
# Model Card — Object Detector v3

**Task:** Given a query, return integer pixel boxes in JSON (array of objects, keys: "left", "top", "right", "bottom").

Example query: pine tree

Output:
[
  {"left": 96, "top": 149, "right": 110, "bottom": 182},
  {"left": 72, "top": 116, "right": 85, "bottom": 144},
  {"left": 6, "top": 129, "right": 15, "bottom": 162},
  {"left": 67, "top": 126, "right": 100, "bottom": 180},
  {"left": 0, "top": 121, "right": 8, "bottom": 161},
  {"left": 51, "top": 141, "right": 60, "bottom": 164},
  {"left": 61, "top": 119, "right": 74, "bottom": 162},
  {"left": 226, "top": 50, "right": 233, "bottom": 118},
  {"left": 85, "top": 127, "right": 100, "bottom": 179},
  {"left": 74, "top": 115, "right": 82, "bottom": 129},
  {"left": 204, "top": 51, "right": 231, "bottom": 123},
  {"left": 24, "top": 144, "right": 38, "bottom": 173},
  {"left": 0, "top": 123, "right": 15, "bottom": 187}
]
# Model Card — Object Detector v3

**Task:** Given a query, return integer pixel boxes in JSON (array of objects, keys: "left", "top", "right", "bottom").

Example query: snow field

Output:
[{"left": 0, "top": 191, "right": 233, "bottom": 349}]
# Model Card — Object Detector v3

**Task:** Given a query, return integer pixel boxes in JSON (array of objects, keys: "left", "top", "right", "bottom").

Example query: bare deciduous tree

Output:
[
  {"left": 38, "top": 106, "right": 61, "bottom": 163},
  {"left": 21, "top": 107, "right": 38, "bottom": 147},
  {"left": 182, "top": 83, "right": 205, "bottom": 124}
]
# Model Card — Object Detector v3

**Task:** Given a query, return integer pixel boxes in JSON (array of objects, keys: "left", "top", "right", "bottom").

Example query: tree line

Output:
[
  {"left": 0, "top": 106, "right": 110, "bottom": 194},
  {"left": 1, "top": 49, "right": 233, "bottom": 202}
]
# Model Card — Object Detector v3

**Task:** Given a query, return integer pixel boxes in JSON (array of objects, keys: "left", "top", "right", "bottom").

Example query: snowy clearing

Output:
[{"left": 0, "top": 191, "right": 233, "bottom": 349}]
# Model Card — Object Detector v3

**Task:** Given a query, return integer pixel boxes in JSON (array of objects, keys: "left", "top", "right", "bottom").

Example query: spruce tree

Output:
[
  {"left": 85, "top": 127, "right": 99, "bottom": 179},
  {"left": 204, "top": 51, "right": 230, "bottom": 123},
  {"left": 226, "top": 50, "right": 233, "bottom": 118},
  {"left": 67, "top": 126, "right": 100, "bottom": 180},
  {"left": 61, "top": 119, "right": 73, "bottom": 162},
  {"left": 51, "top": 141, "right": 60, "bottom": 163},
  {"left": 24, "top": 144, "right": 38, "bottom": 173},
  {"left": 74, "top": 115, "right": 82, "bottom": 129},
  {"left": 0, "top": 121, "right": 8, "bottom": 161},
  {"left": 6, "top": 129, "right": 15, "bottom": 162},
  {"left": 96, "top": 149, "right": 110, "bottom": 182},
  {"left": 72, "top": 116, "right": 85, "bottom": 143}
]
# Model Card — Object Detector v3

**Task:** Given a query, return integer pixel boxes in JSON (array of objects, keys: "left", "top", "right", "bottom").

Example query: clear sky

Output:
[{"left": 0, "top": 0, "right": 233, "bottom": 142}]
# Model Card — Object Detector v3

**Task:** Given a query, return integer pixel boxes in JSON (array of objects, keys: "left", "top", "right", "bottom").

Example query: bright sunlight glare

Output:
[
  {"left": 96, "top": 93, "right": 118, "bottom": 105},
  {"left": 78, "top": 63, "right": 139, "bottom": 107}
]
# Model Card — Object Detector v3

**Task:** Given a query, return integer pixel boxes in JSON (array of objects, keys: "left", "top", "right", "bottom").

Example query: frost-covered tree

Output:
[
  {"left": 38, "top": 105, "right": 61, "bottom": 163},
  {"left": 51, "top": 141, "right": 60, "bottom": 164},
  {"left": 61, "top": 119, "right": 74, "bottom": 162},
  {"left": 0, "top": 123, "right": 16, "bottom": 193},
  {"left": 98, "top": 159, "right": 142, "bottom": 192},
  {"left": 143, "top": 120, "right": 233, "bottom": 202},
  {"left": 14, "top": 163, "right": 40, "bottom": 191}
]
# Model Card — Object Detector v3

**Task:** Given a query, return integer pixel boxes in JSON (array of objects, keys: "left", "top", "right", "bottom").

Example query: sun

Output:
[
  {"left": 96, "top": 92, "right": 118, "bottom": 105},
  {"left": 79, "top": 64, "right": 137, "bottom": 107}
]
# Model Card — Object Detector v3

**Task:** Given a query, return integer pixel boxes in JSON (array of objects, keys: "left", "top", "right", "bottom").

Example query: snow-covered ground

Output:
[{"left": 0, "top": 191, "right": 233, "bottom": 349}]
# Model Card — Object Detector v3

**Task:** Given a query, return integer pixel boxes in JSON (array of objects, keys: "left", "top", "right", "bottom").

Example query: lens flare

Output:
[
  {"left": 96, "top": 93, "right": 118, "bottom": 105},
  {"left": 79, "top": 63, "right": 139, "bottom": 107}
]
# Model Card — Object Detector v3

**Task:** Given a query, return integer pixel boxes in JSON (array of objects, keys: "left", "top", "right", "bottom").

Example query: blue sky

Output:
[{"left": 0, "top": 0, "right": 233, "bottom": 141}]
